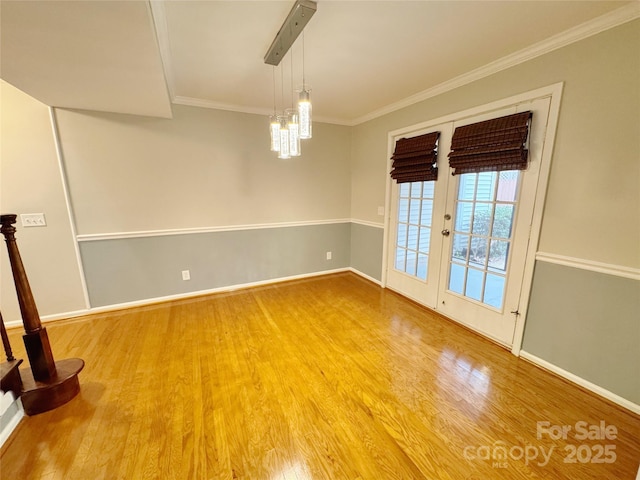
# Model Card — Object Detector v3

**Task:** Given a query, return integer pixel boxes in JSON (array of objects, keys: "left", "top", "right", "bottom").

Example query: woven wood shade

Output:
[
  {"left": 448, "top": 111, "right": 532, "bottom": 175},
  {"left": 390, "top": 132, "right": 440, "bottom": 183}
]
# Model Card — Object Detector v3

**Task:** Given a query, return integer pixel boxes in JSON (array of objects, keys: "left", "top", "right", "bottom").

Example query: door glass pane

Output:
[
  {"left": 397, "top": 223, "right": 407, "bottom": 248},
  {"left": 406, "top": 250, "right": 417, "bottom": 276},
  {"left": 484, "top": 273, "right": 505, "bottom": 309},
  {"left": 476, "top": 172, "right": 497, "bottom": 201},
  {"left": 409, "top": 199, "right": 421, "bottom": 224},
  {"left": 407, "top": 225, "right": 419, "bottom": 251},
  {"left": 469, "top": 236, "right": 488, "bottom": 267},
  {"left": 455, "top": 202, "right": 472, "bottom": 232},
  {"left": 472, "top": 203, "right": 492, "bottom": 234},
  {"left": 447, "top": 171, "right": 520, "bottom": 310},
  {"left": 465, "top": 269, "right": 484, "bottom": 301},
  {"left": 394, "top": 181, "right": 436, "bottom": 281},
  {"left": 458, "top": 174, "right": 477, "bottom": 200},
  {"left": 420, "top": 200, "right": 433, "bottom": 225},
  {"left": 493, "top": 205, "right": 514, "bottom": 238},
  {"left": 419, "top": 227, "right": 431, "bottom": 254},
  {"left": 449, "top": 263, "right": 465, "bottom": 294},
  {"left": 452, "top": 233, "right": 469, "bottom": 262},
  {"left": 497, "top": 171, "right": 519, "bottom": 202},
  {"left": 423, "top": 182, "right": 435, "bottom": 198},
  {"left": 417, "top": 254, "right": 428, "bottom": 280},
  {"left": 489, "top": 239, "right": 509, "bottom": 271},
  {"left": 398, "top": 198, "right": 409, "bottom": 223}
]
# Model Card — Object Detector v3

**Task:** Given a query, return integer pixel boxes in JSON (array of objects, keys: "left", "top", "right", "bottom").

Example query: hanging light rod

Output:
[{"left": 264, "top": 0, "right": 317, "bottom": 66}]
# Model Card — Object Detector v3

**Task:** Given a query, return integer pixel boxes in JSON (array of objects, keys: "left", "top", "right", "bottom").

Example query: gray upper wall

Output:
[
  {"left": 1, "top": 82, "right": 88, "bottom": 320},
  {"left": 55, "top": 105, "right": 352, "bottom": 235}
]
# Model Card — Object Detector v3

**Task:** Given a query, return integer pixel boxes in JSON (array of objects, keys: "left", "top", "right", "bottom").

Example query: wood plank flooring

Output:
[{"left": 1, "top": 272, "right": 639, "bottom": 479}]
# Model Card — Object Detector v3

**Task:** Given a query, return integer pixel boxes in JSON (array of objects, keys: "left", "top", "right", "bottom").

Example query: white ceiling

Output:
[
  {"left": 1, "top": 1, "right": 638, "bottom": 124},
  {"left": 1, "top": 1, "right": 172, "bottom": 118}
]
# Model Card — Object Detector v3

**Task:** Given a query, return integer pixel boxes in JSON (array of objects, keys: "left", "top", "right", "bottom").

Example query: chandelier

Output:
[{"left": 264, "top": 0, "right": 317, "bottom": 159}]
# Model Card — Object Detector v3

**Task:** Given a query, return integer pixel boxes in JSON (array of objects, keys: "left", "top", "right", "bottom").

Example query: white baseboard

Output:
[
  {"left": 3, "top": 309, "right": 90, "bottom": 329},
  {"left": 520, "top": 350, "right": 640, "bottom": 415},
  {"left": 348, "top": 267, "right": 383, "bottom": 286}
]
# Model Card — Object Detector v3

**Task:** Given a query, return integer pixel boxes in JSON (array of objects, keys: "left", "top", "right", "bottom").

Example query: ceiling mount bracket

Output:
[{"left": 264, "top": 0, "right": 317, "bottom": 66}]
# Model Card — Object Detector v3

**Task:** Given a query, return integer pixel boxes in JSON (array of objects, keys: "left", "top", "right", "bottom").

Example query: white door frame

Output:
[{"left": 381, "top": 83, "right": 564, "bottom": 356}]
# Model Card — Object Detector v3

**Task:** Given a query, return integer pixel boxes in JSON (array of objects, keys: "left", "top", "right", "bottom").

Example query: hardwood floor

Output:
[{"left": 1, "top": 272, "right": 639, "bottom": 479}]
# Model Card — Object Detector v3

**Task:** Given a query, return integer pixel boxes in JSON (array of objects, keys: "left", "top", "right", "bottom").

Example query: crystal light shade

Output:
[
  {"left": 278, "top": 115, "right": 290, "bottom": 159},
  {"left": 286, "top": 109, "right": 301, "bottom": 157},
  {"left": 269, "top": 115, "right": 281, "bottom": 152},
  {"left": 298, "top": 87, "right": 312, "bottom": 139}
]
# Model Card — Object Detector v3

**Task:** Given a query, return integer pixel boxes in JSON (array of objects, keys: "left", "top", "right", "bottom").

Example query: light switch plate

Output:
[{"left": 20, "top": 213, "right": 46, "bottom": 227}]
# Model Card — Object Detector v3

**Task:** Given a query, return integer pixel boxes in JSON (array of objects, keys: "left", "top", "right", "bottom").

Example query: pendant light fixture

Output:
[
  {"left": 270, "top": 114, "right": 281, "bottom": 152},
  {"left": 264, "top": 0, "right": 316, "bottom": 158},
  {"left": 287, "top": 55, "right": 301, "bottom": 157},
  {"left": 269, "top": 67, "right": 280, "bottom": 152},
  {"left": 277, "top": 66, "right": 290, "bottom": 159},
  {"left": 287, "top": 109, "right": 301, "bottom": 156},
  {"left": 278, "top": 115, "right": 290, "bottom": 159},
  {"left": 298, "top": 31, "right": 312, "bottom": 140}
]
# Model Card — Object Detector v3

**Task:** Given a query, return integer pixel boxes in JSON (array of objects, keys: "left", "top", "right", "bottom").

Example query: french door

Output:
[
  {"left": 386, "top": 96, "right": 552, "bottom": 347},
  {"left": 386, "top": 123, "right": 452, "bottom": 308}
]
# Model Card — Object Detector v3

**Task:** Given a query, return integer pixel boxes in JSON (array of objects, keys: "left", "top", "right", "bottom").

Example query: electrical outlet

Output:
[
  {"left": 377, "top": 206, "right": 385, "bottom": 216},
  {"left": 20, "top": 213, "right": 47, "bottom": 227},
  {"left": 181, "top": 270, "right": 191, "bottom": 281},
  {"left": 326, "top": 251, "right": 332, "bottom": 260}
]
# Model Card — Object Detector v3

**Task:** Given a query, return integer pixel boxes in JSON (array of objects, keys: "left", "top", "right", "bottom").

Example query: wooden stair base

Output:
[
  {"left": 19, "top": 358, "right": 84, "bottom": 415},
  {"left": 1, "top": 359, "right": 24, "bottom": 398}
]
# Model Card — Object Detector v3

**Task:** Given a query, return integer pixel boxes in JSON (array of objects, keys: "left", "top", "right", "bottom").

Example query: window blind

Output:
[
  {"left": 448, "top": 111, "right": 532, "bottom": 176},
  {"left": 390, "top": 131, "right": 440, "bottom": 183}
]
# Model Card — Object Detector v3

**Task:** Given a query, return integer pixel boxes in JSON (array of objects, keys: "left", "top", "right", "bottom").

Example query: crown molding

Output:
[{"left": 351, "top": 3, "right": 640, "bottom": 126}]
